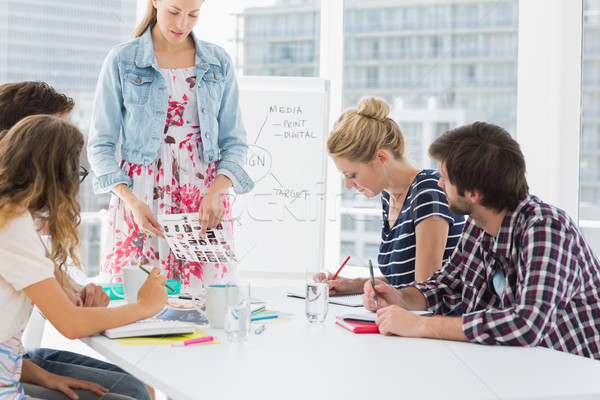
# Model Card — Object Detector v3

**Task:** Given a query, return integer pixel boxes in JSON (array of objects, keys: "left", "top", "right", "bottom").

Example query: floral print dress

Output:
[{"left": 100, "top": 67, "right": 233, "bottom": 287}]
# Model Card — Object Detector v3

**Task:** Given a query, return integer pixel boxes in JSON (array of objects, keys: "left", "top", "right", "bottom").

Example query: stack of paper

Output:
[{"left": 102, "top": 319, "right": 194, "bottom": 339}]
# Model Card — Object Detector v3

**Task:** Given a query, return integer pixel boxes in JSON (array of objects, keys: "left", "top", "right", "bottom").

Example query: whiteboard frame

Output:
[{"left": 235, "top": 76, "right": 330, "bottom": 274}]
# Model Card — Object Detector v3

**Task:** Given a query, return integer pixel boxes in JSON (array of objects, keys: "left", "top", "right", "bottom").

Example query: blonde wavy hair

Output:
[
  {"left": 0, "top": 115, "right": 84, "bottom": 288},
  {"left": 327, "top": 97, "right": 405, "bottom": 163}
]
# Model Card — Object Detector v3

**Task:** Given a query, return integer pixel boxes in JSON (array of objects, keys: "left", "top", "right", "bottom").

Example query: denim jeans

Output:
[
  {"left": 23, "top": 382, "right": 135, "bottom": 400},
  {"left": 24, "top": 348, "right": 151, "bottom": 400}
]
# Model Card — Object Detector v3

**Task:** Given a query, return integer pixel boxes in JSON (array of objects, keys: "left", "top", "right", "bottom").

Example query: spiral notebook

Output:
[{"left": 286, "top": 291, "right": 363, "bottom": 307}]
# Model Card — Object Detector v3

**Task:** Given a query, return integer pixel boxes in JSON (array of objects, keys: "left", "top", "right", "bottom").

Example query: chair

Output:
[{"left": 22, "top": 307, "right": 47, "bottom": 348}]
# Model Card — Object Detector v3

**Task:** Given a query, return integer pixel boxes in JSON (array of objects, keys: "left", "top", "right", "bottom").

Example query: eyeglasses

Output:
[{"left": 79, "top": 165, "right": 89, "bottom": 183}]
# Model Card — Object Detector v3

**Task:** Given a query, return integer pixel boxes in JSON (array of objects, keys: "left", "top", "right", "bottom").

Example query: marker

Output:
[
  {"left": 330, "top": 256, "right": 351, "bottom": 281},
  {"left": 139, "top": 265, "right": 175, "bottom": 292},
  {"left": 171, "top": 336, "right": 215, "bottom": 347},
  {"left": 368, "top": 259, "right": 378, "bottom": 307},
  {"left": 168, "top": 295, "right": 193, "bottom": 300},
  {"left": 251, "top": 313, "right": 278, "bottom": 322}
]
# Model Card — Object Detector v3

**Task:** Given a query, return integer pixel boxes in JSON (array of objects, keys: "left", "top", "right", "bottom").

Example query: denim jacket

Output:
[{"left": 87, "top": 26, "right": 254, "bottom": 194}]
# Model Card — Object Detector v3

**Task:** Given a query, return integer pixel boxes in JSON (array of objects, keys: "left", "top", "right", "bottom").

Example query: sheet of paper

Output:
[
  {"left": 115, "top": 328, "right": 218, "bottom": 346},
  {"left": 158, "top": 213, "right": 238, "bottom": 263},
  {"left": 287, "top": 291, "right": 363, "bottom": 307}
]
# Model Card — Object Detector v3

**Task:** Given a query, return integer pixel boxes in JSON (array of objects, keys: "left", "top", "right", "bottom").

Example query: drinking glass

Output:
[
  {"left": 306, "top": 269, "right": 328, "bottom": 323},
  {"left": 225, "top": 282, "right": 251, "bottom": 342}
]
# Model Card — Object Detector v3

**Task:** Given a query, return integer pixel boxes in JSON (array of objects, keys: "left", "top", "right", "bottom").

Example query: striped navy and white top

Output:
[{"left": 378, "top": 169, "right": 465, "bottom": 288}]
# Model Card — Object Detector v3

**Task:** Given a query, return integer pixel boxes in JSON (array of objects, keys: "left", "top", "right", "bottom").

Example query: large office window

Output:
[
  {"left": 232, "top": 1, "right": 320, "bottom": 77},
  {"left": 340, "top": 0, "right": 519, "bottom": 267},
  {"left": 0, "top": 0, "right": 137, "bottom": 276},
  {"left": 581, "top": 0, "right": 600, "bottom": 253},
  {"left": 3, "top": 0, "right": 598, "bottom": 276}
]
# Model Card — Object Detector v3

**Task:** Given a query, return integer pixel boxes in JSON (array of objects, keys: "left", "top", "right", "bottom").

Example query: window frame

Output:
[{"left": 516, "top": 0, "right": 582, "bottom": 220}]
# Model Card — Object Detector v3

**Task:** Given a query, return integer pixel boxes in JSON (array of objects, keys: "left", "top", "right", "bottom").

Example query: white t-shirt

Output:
[{"left": 0, "top": 212, "right": 54, "bottom": 342}]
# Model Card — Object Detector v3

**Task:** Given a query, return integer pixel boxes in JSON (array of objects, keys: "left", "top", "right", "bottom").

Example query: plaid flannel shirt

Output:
[{"left": 411, "top": 194, "right": 600, "bottom": 359}]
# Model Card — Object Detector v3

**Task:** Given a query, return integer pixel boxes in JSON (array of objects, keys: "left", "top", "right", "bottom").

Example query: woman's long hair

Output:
[
  {"left": 0, "top": 115, "right": 84, "bottom": 287},
  {"left": 135, "top": 0, "right": 157, "bottom": 37}
]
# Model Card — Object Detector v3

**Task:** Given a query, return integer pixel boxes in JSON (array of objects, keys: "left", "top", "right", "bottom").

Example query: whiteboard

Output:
[{"left": 232, "top": 76, "right": 330, "bottom": 274}]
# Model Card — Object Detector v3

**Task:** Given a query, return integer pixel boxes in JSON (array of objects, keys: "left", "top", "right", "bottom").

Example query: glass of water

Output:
[
  {"left": 306, "top": 269, "right": 329, "bottom": 323},
  {"left": 225, "top": 282, "right": 251, "bottom": 342}
]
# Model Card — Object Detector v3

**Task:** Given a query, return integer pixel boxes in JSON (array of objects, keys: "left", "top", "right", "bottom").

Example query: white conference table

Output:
[{"left": 81, "top": 287, "right": 600, "bottom": 400}]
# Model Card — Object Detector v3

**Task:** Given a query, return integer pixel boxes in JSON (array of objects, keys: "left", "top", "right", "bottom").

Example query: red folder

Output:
[{"left": 335, "top": 316, "right": 379, "bottom": 334}]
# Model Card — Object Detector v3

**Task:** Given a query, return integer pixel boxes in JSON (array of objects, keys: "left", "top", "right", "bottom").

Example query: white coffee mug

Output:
[
  {"left": 110, "top": 266, "right": 147, "bottom": 303},
  {"left": 193, "top": 284, "right": 238, "bottom": 329}
]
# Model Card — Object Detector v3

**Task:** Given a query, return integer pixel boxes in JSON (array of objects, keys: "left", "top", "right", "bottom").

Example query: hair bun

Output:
[{"left": 357, "top": 97, "right": 389, "bottom": 121}]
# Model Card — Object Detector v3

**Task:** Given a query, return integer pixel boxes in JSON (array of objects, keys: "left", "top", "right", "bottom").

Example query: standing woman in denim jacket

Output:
[{"left": 88, "top": 0, "right": 254, "bottom": 287}]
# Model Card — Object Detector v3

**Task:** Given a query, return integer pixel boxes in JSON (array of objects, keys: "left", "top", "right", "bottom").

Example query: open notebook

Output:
[
  {"left": 286, "top": 291, "right": 363, "bottom": 307},
  {"left": 102, "top": 318, "right": 195, "bottom": 339}
]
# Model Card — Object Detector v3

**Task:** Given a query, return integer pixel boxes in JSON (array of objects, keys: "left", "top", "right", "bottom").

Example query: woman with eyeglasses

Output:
[{"left": 0, "top": 115, "right": 167, "bottom": 400}]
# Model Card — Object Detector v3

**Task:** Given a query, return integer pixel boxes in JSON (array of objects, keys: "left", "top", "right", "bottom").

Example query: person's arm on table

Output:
[
  {"left": 329, "top": 276, "right": 388, "bottom": 295},
  {"left": 364, "top": 280, "right": 468, "bottom": 341},
  {"left": 363, "top": 281, "right": 428, "bottom": 311},
  {"left": 25, "top": 267, "right": 167, "bottom": 339},
  {"left": 376, "top": 306, "right": 468, "bottom": 341},
  {"left": 52, "top": 263, "right": 110, "bottom": 308}
]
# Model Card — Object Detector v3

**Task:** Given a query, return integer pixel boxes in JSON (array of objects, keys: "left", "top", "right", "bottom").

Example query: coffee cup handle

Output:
[{"left": 109, "top": 274, "right": 125, "bottom": 299}]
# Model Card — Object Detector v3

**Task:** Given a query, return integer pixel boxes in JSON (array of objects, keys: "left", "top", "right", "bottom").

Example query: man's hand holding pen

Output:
[{"left": 362, "top": 280, "right": 402, "bottom": 312}]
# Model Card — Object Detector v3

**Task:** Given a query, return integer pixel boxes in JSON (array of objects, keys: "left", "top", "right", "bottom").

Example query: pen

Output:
[
  {"left": 251, "top": 313, "right": 278, "bottom": 322},
  {"left": 139, "top": 265, "right": 175, "bottom": 292},
  {"left": 368, "top": 259, "right": 378, "bottom": 307},
  {"left": 330, "top": 256, "right": 351, "bottom": 281},
  {"left": 171, "top": 336, "right": 215, "bottom": 347},
  {"left": 168, "top": 295, "right": 193, "bottom": 300},
  {"left": 251, "top": 304, "right": 266, "bottom": 314}
]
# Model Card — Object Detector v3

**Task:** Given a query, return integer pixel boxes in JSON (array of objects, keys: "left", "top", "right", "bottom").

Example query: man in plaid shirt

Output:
[{"left": 363, "top": 121, "right": 600, "bottom": 359}]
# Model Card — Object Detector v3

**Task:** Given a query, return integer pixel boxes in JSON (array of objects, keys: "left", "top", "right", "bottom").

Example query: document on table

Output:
[
  {"left": 342, "top": 310, "right": 432, "bottom": 323},
  {"left": 102, "top": 319, "right": 195, "bottom": 339},
  {"left": 286, "top": 291, "right": 363, "bottom": 307}
]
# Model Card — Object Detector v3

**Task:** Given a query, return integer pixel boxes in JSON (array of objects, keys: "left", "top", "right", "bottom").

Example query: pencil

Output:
[
  {"left": 368, "top": 259, "right": 378, "bottom": 307},
  {"left": 139, "top": 265, "right": 175, "bottom": 292},
  {"left": 330, "top": 256, "right": 351, "bottom": 280}
]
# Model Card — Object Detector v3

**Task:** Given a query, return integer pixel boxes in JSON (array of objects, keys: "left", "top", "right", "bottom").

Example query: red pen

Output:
[
  {"left": 171, "top": 336, "right": 214, "bottom": 347},
  {"left": 330, "top": 256, "right": 351, "bottom": 280}
]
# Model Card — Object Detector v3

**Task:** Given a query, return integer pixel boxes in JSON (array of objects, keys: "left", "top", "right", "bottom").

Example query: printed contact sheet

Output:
[{"left": 158, "top": 213, "right": 237, "bottom": 264}]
